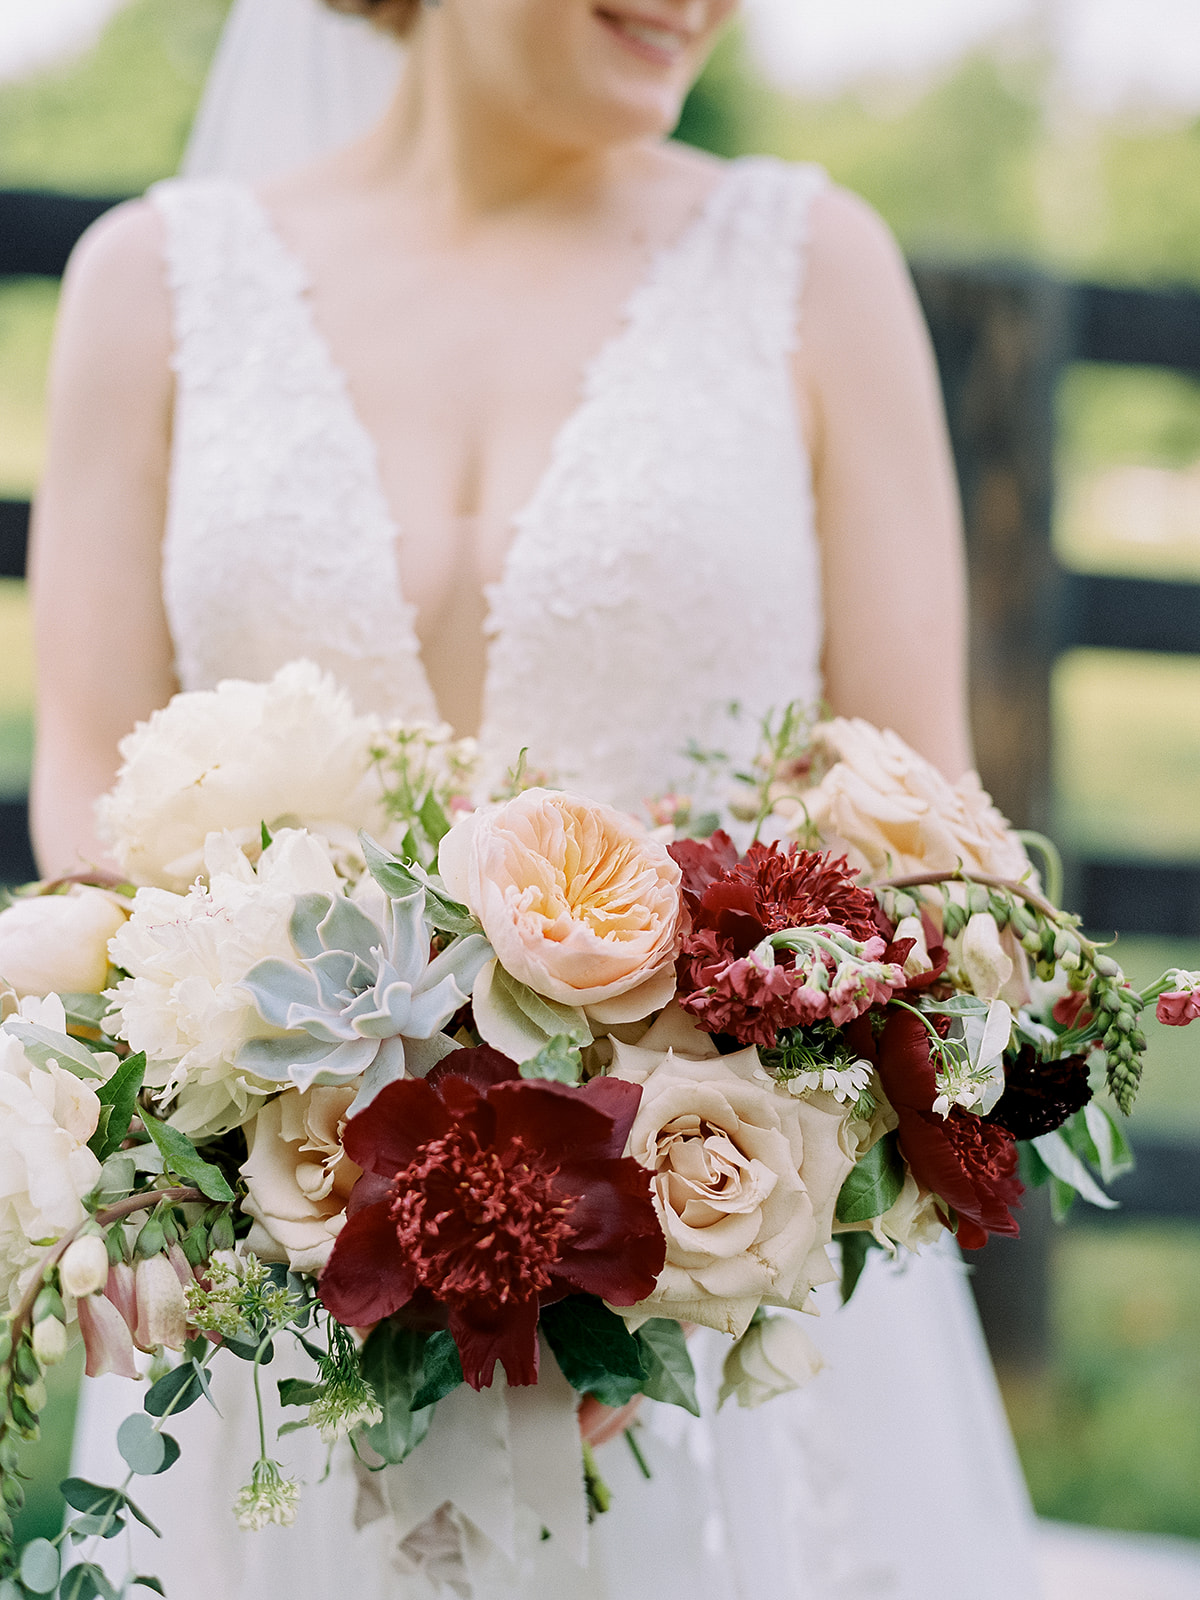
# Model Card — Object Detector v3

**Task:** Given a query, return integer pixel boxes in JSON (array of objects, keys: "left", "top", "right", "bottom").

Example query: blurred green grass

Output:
[{"left": 2, "top": 0, "right": 1200, "bottom": 1550}]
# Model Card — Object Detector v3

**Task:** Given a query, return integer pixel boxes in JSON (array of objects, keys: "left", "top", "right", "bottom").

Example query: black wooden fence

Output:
[{"left": 2, "top": 190, "right": 1199, "bottom": 1360}]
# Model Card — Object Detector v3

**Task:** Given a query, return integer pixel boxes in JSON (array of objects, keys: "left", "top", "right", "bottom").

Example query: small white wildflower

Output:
[
  {"left": 307, "top": 1385, "right": 383, "bottom": 1444},
  {"left": 234, "top": 1458, "right": 300, "bottom": 1531},
  {"left": 785, "top": 1060, "right": 874, "bottom": 1105}
]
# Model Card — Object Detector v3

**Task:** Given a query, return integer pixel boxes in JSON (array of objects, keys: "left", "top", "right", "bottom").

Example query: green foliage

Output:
[
  {"left": 633, "top": 1320, "right": 700, "bottom": 1417},
  {"left": 357, "top": 1325, "right": 434, "bottom": 1467},
  {"left": 116, "top": 1414, "right": 178, "bottom": 1478},
  {"left": 838, "top": 1232, "right": 884, "bottom": 1304},
  {"left": 540, "top": 1298, "right": 647, "bottom": 1409},
  {"left": 138, "top": 1115, "right": 235, "bottom": 1204},
  {"left": 518, "top": 1035, "right": 584, "bottom": 1085},
  {"left": 88, "top": 1054, "right": 146, "bottom": 1163},
  {"left": 409, "top": 1332, "right": 464, "bottom": 1412},
  {"left": 835, "top": 1133, "right": 905, "bottom": 1225}
]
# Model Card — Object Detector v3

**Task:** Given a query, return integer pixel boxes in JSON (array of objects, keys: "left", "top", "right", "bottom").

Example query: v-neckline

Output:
[{"left": 237, "top": 162, "right": 740, "bottom": 729}]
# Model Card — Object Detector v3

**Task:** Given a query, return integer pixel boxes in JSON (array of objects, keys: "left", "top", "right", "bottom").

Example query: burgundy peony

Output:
[
  {"left": 868, "top": 1009, "right": 1023, "bottom": 1249},
  {"left": 986, "top": 1047, "right": 1092, "bottom": 1140},
  {"left": 318, "top": 1047, "right": 665, "bottom": 1388},
  {"left": 669, "top": 833, "right": 900, "bottom": 1047}
]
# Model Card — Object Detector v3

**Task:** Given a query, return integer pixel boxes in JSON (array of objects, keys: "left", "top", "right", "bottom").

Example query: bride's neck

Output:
[{"left": 346, "top": 37, "right": 646, "bottom": 223}]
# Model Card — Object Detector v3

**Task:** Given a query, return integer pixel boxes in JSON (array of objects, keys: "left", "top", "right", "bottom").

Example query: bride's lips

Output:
[{"left": 593, "top": 7, "right": 694, "bottom": 67}]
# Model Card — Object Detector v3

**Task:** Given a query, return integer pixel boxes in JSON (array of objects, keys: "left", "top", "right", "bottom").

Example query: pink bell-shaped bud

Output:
[
  {"left": 134, "top": 1254, "right": 188, "bottom": 1352},
  {"left": 77, "top": 1291, "right": 138, "bottom": 1379}
]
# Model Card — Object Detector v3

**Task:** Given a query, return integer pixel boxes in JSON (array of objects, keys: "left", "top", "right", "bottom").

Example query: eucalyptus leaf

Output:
[
  {"left": 144, "top": 1361, "right": 208, "bottom": 1418},
  {"left": 59, "top": 1480, "right": 124, "bottom": 1519},
  {"left": 359, "top": 1324, "right": 434, "bottom": 1466},
  {"left": 18, "top": 1538, "right": 60, "bottom": 1594},
  {"left": 411, "top": 1330, "right": 464, "bottom": 1411},
  {"left": 634, "top": 1320, "right": 700, "bottom": 1416},
  {"left": 66, "top": 1513, "right": 124, "bottom": 1541},
  {"left": 89, "top": 1054, "right": 147, "bottom": 1163},
  {"left": 59, "top": 1563, "right": 117, "bottom": 1600},
  {"left": 541, "top": 1297, "right": 646, "bottom": 1407},
  {"left": 835, "top": 1134, "right": 905, "bottom": 1225},
  {"left": 223, "top": 1336, "right": 274, "bottom": 1364},
  {"left": 117, "top": 1413, "right": 179, "bottom": 1476},
  {"left": 134, "top": 1578, "right": 166, "bottom": 1595},
  {"left": 139, "top": 1114, "right": 235, "bottom": 1204}
]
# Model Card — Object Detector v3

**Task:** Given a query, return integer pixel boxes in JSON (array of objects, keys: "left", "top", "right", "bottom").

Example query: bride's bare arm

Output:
[
  {"left": 797, "top": 187, "right": 973, "bottom": 780},
  {"left": 28, "top": 201, "right": 177, "bottom": 876}
]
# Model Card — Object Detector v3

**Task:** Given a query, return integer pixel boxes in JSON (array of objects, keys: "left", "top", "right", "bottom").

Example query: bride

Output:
[{"left": 29, "top": 0, "right": 1045, "bottom": 1594}]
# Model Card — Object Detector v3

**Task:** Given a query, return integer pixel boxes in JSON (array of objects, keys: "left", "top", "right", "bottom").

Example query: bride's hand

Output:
[{"left": 577, "top": 1395, "right": 643, "bottom": 1448}]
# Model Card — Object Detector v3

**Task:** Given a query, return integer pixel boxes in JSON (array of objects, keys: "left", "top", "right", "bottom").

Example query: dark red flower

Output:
[
  {"left": 318, "top": 1047, "right": 665, "bottom": 1388},
  {"left": 668, "top": 835, "right": 899, "bottom": 1047},
  {"left": 871, "top": 1009, "right": 1023, "bottom": 1248},
  {"left": 986, "top": 1048, "right": 1092, "bottom": 1140}
]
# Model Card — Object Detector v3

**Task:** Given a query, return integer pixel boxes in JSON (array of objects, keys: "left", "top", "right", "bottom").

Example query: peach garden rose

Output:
[
  {"left": 241, "top": 1085, "right": 362, "bottom": 1274},
  {"left": 438, "top": 788, "right": 683, "bottom": 1030}
]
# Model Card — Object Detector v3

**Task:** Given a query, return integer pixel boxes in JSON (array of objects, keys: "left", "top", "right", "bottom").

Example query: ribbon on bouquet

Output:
[{"left": 353, "top": 1344, "right": 589, "bottom": 1585}]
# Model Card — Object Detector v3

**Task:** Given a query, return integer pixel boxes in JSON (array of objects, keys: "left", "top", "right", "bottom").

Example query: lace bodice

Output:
[{"left": 150, "top": 157, "right": 826, "bottom": 813}]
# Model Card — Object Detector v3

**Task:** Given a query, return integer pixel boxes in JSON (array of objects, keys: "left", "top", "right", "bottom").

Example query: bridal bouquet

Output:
[{"left": 1, "top": 661, "right": 1195, "bottom": 1599}]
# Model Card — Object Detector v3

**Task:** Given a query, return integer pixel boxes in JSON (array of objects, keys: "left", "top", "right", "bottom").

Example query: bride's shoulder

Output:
[
  {"left": 56, "top": 199, "right": 172, "bottom": 388},
  {"left": 801, "top": 181, "right": 927, "bottom": 365}
]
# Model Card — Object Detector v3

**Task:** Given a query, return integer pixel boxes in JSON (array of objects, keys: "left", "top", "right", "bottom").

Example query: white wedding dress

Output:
[{"left": 73, "top": 155, "right": 1045, "bottom": 1599}]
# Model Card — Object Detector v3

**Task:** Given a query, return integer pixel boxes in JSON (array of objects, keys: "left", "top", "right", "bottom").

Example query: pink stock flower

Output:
[{"left": 1157, "top": 990, "right": 1200, "bottom": 1026}]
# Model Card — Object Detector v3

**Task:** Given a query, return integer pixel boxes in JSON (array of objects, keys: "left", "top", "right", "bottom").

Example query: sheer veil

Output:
[{"left": 183, "top": 0, "right": 405, "bottom": 182}]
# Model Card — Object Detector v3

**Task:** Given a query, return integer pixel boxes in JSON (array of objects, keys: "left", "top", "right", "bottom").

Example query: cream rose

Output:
[
  {"left": 799, "top": 718, "right": 1031, "bottom": 883},
  {"left": 438, "top": 788, "right": 682, "bottom": 1027},
  {"left": 608, "top": 1038, "right": 854, "bottom": 1337},
  {"left": 0, "top": 997, "right": 104, "bottom": 1311},
  {"left": 0, "top": 887, "right": 129, "bottom": 999},
  {"left": 838, "top": 1171, "right": 946, "bottom": 1254},
  {"left": 241, "top": 1086, "right": 362, "bottom": 1273}
]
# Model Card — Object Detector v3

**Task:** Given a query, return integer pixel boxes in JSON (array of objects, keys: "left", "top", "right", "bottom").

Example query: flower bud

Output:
[
  {"left": 718, "top": 1315, "right": 824, "bottom": 1410},
  {"left": 135, "top": 1216, "right": 166, "bottom": 1259},
  {"left": 19, "top": 1378, "right": 47, "bottom": 1416},
  {"left": 104, "top": 1260, "right": 137, "bottom": 1329},
  {"left": 134, "top": 1255, "right": 188, "bottom": 1352},
  {"left": 959, "top": 913, "right": 1014, "bottom": 1002},
  {"left": 60, "top": 1234, "right": 112, "bottom": 1300},
  {"left": 31, "top": 1317, "right": 67, "bottom": 1367}
]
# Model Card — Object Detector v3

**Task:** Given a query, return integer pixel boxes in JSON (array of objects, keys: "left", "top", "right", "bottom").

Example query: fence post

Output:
[{"left": 913, "top": 264, "right": 1076, "bottom": 1368}]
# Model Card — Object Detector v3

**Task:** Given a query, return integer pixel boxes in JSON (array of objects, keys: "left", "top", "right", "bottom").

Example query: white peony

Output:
[
  {"left": 96, "top": 661, "right": 387, "bottom": 891},
  {"left": 106, "top": 830, "right": 342, "bottom": 1138},
  {"left": 0, "top": 887, "right": 130, "bottom": 998},
  {"left": 0, "top": 996, "right": 104, "bottom": 1312}
]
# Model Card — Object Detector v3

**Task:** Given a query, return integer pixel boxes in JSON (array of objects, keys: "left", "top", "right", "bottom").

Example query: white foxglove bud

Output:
[
  {"left": 32, "top": 1316, "right": 68, "bottom": 1366},
  {"left": 134, "top": 1254, "right": 188, "bottom": 1352},
  {"left": 60, "top": 1234, "right": 111, "bottom": 1299}
]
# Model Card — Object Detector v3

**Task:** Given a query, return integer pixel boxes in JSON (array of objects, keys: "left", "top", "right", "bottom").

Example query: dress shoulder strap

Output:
[
  {"left": 670, "top": 156, "right": 828, "bottom": 364},
  {"left": 147, "top": 176, "right": 309, "bottom": 392}
]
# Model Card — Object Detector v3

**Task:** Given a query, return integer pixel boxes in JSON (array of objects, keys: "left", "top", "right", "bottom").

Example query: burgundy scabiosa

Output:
[
  {"left": 986, "top": 1047, "right": 1092, "bottom": 1141},
  {"left": 318, "top": 1047, "right": 665, "bottom": 1388}
]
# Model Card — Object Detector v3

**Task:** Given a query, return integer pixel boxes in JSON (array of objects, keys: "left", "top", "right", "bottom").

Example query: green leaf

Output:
[
  {"left": 143, "top": 1361, "right": 207, "bottom": 1418},
  {"left": 134, "top": 1579, "right": 166, "bottom": 1596},
  {"left": 59, "top": 1480, "right": 161, "bottom": 1540},
  {"left": 18, "top": 1537, "right": 60, "bottom": 1594},
  {"left": 117, "top": 1413, "right": 179, "bottom": 1476},
  {"left": 222, "top": 1337, "right": 274, "bottom": 1364},
  {"left": 0, "top": 1577, "right": 24, "bottom": 1600},
  {"left": 838, "top": 1232, "right": 882, "bottom": 1304},
  {"left": 418, "top": 791, "right": 451, "bottom": 850},
  {"left": 541, "top": 1297, "right": 647, "bottom": 1407},
  {"left": 59, "top": 1563, "right": 117, "bottom": 1600},
  {"left": 138, "top": 1114, "right": 235, "bottom": 1203},
  {"left": 88, "top": 1054, "right": 146, "bottom": 1162},
  {"left": 519, "top": 1034, "right": 584, "bottom": 1085},
  {"left": 1033, "top": 1128, "right": 1118, "bottom": 1211},
  {"left": 360, "top": 836, "right": 480, "bottom": 938},
  {"left": 634, "top": 1320, "right": 700, "bottom": 1416},
  {"left": 359, "top": 1324, "right": 434, "bottom": 1466},
  {"left": 411, "top": 1330, "right": 464, "bottom": 1411},
  {"left": 6, "top": 1022, "right": 105, "bottom": 1080},
  {"left": 59, "top": 993, "right": 116, "bottom": 1032},
  {"left": 65, "top": 1513, "right": 124, "bottom": 1541},
  {"left": 1049, "top": 1177, "right": 1077, "bottom": 1223},
  {"left": 1081, "top": 1102, "right": 1135, "bottom": 1184},
  {"left": 835, "top": 1133, "right": 905, "bottom": 1225},
  {"left": 260, "top": 821, "right": 273, "bottom": 851},
  {"left": 276, "top": 1378, "right": 324, "bottom": 1409},
  {"left": 276, "top": 1419, "right": 313, "bottom": 1438}
]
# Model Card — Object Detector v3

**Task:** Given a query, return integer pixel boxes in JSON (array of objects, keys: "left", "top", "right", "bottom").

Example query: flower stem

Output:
[
  {"left": 623, "top": 1427, "right": 652, "bottom": 1481},
  {"left": 877, "top": 868, "right": 1061, "bottom": 923}
]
